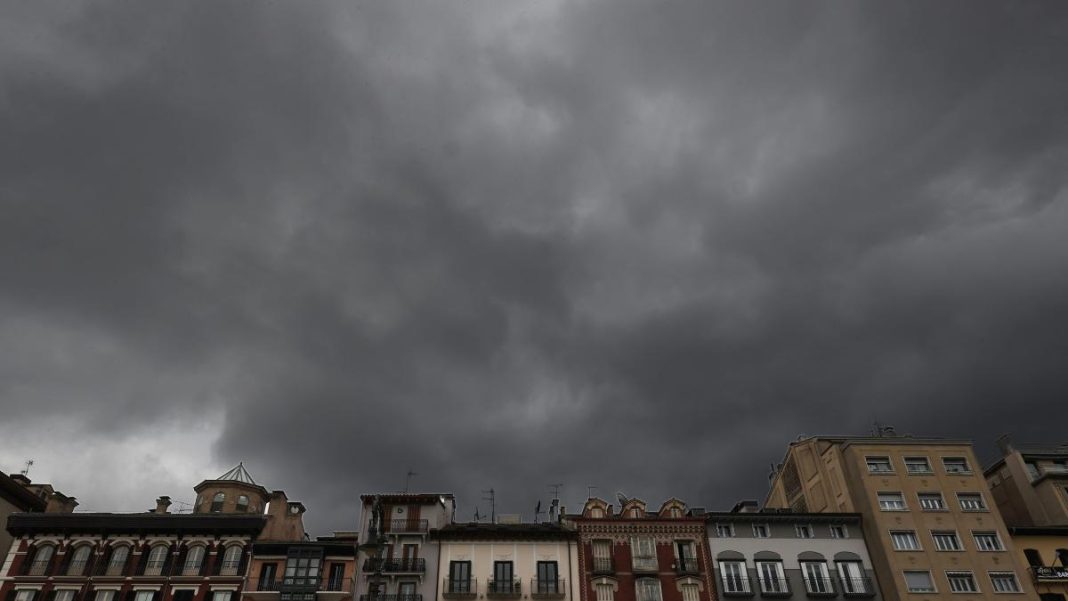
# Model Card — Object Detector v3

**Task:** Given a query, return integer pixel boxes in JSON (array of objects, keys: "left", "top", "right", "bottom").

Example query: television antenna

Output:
[
  {"left": 21, "top": 459, "right": 34, "bottom": 477},
  {"left": 404, "top": 469, "right": 418, "bottom": 493},
  {"left": 586, "top": 485, "right": 597, "bottom": 499},
  {"left": 482, "top": 488, "right": 496, "bottom": 523},
  {"left": 549, "top": 483, "right": 563, "bottom": 500}
]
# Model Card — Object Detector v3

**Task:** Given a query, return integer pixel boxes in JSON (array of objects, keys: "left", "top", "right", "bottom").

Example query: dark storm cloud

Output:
[{"left": 2, "top": 1, "right": 1068, "bottom": 534}]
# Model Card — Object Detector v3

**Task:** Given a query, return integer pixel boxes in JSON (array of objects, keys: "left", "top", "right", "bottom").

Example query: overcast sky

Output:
[{"left": 2, "top": 1, "right": 1067, "bottom": 536}]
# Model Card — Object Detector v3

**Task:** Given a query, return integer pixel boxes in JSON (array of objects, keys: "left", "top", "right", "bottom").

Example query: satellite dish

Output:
[{"left": 616, "top": 491, "right": 630, "bottom": 506}]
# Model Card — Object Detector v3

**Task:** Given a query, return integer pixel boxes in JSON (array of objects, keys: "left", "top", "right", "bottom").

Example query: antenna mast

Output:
[
  {"left": 405, "top": 469, "right": 418, "bottom": 493},
  {"left": 549, "top": 484, "right": 563, "bottom": 500},
  {"left": 20, "top": 459, "right": 33, "bottom": 477},
  {"left": 482, "top": 488, "right": 496, "bottom": 523}
]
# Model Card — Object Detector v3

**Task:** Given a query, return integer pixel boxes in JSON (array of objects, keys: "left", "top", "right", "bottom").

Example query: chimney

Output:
[
  {"left": 47, "top": 493, "right": 78, "bottom": 513},
  {"left": 997, "top": 434, "right": 1014, "bottom": 456},
  {"left": 155, "top": 496, "right": 172, "bottom": 514},
  {"left": 607, "top": 504, "right": 614, "bottom": 517},
  {"left": 549, "top": 499, "right": 559, "bottom": 523}
]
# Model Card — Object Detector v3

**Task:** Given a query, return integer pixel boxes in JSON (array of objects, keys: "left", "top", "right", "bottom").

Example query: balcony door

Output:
[
  {"left": 450, "top": 561, "right": 472, "bottom": 593},
  {"left": 399, "top": 582, "right": 417, "bottom": 601},
  {"left": 402, "top": 545, "right": 418, "bottom": 571},
  {"left": 836, "top": 561, "right": 865, "bottom": 594},
  {"left": 494, "top": 561, "right": 514, "bottom": 593},
  {"left": 536, "top": 561, "right": 559, "bottom": 594},
  {"left": 259, "top": 563, "right": 278, "bottom": 590}
]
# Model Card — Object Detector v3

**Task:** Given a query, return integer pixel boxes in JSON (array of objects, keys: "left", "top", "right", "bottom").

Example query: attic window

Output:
[
  {"left": 211, "top": 492, "right": 225, "bottom": 512},
  {"left": 590, "top": 507, "right": 604, "bottom": 518},
  {"left": 236, "top": 495, "right": 250, "bottom": 512}
]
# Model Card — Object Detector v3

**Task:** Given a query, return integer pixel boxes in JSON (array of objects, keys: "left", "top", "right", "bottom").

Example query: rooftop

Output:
[
  {"left": 217, "top": 462, "right": 258, "bottom": 485},
  {"left": 432, "top": 522, "right": 577, "bottom": 541}
]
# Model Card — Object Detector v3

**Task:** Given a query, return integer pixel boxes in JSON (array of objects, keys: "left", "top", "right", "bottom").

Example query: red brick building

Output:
[{"left": 566, "top": 498, "right": 715, "bottom": 601}]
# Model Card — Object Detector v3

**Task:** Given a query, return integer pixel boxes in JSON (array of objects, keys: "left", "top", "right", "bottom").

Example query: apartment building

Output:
[
  {"left": 705, "top": 502, "right": 881, "bottom": 600},
  {"left": 765, "top": 434, "right": 1035, "bottom": 600},
  {"left": 355, "top": 494, "right": 455, "bottom": 601},
  {"left": 1000, "top": 526, "right": 1068, "bottom": 601},
  {"left": 244, "top": 535, "right": 358, "bottom": 601},
  {"left": 431, "top": 522, "right": 578, "bottom": 601},
  {"left": 568, "top": 497, "right": 715, "bottom": 601},
  {"left": 985, "top": 437, "right": 1068, "bottom": 528}
]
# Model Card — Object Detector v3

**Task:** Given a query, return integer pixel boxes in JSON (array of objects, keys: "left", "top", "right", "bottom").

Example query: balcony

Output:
[
  {"left": 840, "top": 577, "right": 876, "bottom": 598},
  {"left": 321, "top": 578, "right": 354, "bottom": 593},
  {"left": 384, "top": 520, "right": 429, "bottom": 535},
  {"left": 530, "top": 579, "right": 565, "bottom": 599},
  {"left": 251, "top": 580, "right": 282, "bottom": 592},
  {"left": 631, "top": 556, "right": 658, "bottom": 573},
  {"left": 675, "top": 558, "right": 700, "bottom": 575},
  {"left": 487, "top": 579, "right": 521, "bottom": 598},
  {"left": 359, "top": 596, "right": 423, "bottom": 601},
  {"left": 1032, "top": 566, "right": 1068, "bottom": 582},
  {"left": 803, "top": 578, "right": 836, "bottom": 598},
  {"left": 27, "top": 560, "right": 50, "bottom": 576},
  {"left": 143, "top": 560, "right": 166, "bottom": 576},
  {"left": 442, "top": 579, "right": 476, "bottom": 599},
  {"left": 720, "top": 576, "right": 754, "bottom": 598},
  {"left": 363, "top": 558, "right": 426, "bottom": 574},
  {"left": 757, "top": 578, "right": 791, "bottom": 598},
  {"left": 219, "top": 561, "right": 242, "bottom": 576},
  {"left": 181, "top": 562, "right": 204, "bottom": 576},
  {"left": 591, "top": 558, "right": 614, "bottom": 575}
]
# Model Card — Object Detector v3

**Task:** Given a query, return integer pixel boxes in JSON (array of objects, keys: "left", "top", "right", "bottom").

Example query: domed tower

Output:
[{"left": 193, "top": 462, "right": 270, "bottom": 514}]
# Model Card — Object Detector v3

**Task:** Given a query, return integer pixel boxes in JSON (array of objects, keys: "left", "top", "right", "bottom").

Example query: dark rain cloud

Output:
[{"left": 1, "top": 1, "right": 1067, "bottom": 534}]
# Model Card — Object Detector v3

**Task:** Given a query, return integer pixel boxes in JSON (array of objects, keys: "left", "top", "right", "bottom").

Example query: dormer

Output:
[
  {"left": 620, "top": 498, "right": 647, "bottom": 518},
  {"left": 658, "top": 497, "right": 687, "bottom": 518},
  {"left": 582, "top": 497, "right": 610, "bottom": 518}
]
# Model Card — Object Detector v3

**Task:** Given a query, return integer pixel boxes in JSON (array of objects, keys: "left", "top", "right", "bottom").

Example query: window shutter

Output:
[
  {"left": 237, "top": 548, "right": 250, "bottom": 577},
  {"left": 172, "top": 546, "right": 188, "bottom": 577},
  {"left": 136, "top": 546, "right": 149, "bottom": 575},
  {"left": 22, "top": 545, "right": 37, "bottom": 575}
]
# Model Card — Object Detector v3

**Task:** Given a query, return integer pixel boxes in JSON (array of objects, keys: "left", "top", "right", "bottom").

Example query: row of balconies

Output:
[
  {"left": 590, "top": 557, "right": 701, "bottom": 575},
  {"left": 382, "top": 520, "right": 430, "bottom": 535},
  {"left": 362, "top": 559, "right": 427, "bottom": 574},
  {"left": 441, "top": 579, "right": 566, "bottom": 599},
  {"left": 249, "top": 578, "right": 355, "bottom": 593},
  {"left": 24, "top": 559, "right": 242, "bottom": 577},
  {"left": 719, "top": 577, "right": 875, "bottom": 599}
]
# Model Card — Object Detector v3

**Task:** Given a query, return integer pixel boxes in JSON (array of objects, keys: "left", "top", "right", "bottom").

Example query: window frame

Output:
[
  {"left": 866, "top": 456, "right": 894, "bottom": 474},
  {"left": 800, "top": 561, "right": 832, "bottom": 594},
  {"left": 634, "top": 577, "right": 662, "bottom": 601},
  {"left": 829, "top": 525, "right": 847, "bottom": 539},
  {"left": 755, "top": 560, "right": 787, "bottom": 595},
  {"left": 630, "top": 537, "right": 657, "bottom": 571},
  {"left": 946, "top": 571, "right": 979, "bottom": 593},
  {"left": 931, "top": 530, "right": 963, "bottom": 552},
  {"left": 973, "top": 531, "right": 1005, "bottom": 552},
  {"left": 942, "top": 457, "right": 973, "bottom": 475},
  {"left": 890, "top": 530, "right": 921, "bottom": 551},
  {"left": 958, "top": 492, "right": 988, "bottom": 512},
  {"left": 795, "top": 524, "right": 814, "bottom": 539},
  {"left": 719, "top": 560, "right": 750, "bottom": 594},
  {"left": 715, "top": 523, "right": 735, "bottom": 538},
  {"left": 904, "top": 456, "right": 933, "bottom": 474},
  {"left": 988, "top": 572, "right": 1021, "bottom": 593},
  {"left": 877, "top": 492, "right": 907, "bottom": 511},
  {"left": 918, "top": 492, "right": 947, "bottom": 511},
  {"left": 752, "top": 524, "right": 770, "bottom": 539},
  {"left": 903, "top": 570, "right": 937, "bottom": 594}
]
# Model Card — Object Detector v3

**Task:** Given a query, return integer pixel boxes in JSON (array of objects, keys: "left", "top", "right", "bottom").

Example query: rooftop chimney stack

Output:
[{"left": 155, "top": 496, "right": 172, "bottom": 514}]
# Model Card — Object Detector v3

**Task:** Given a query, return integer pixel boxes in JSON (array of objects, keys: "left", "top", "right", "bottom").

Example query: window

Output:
[
  {"left": 284, "top": 549, "right": 322, "bottom": 587},
  {"left": 212, "top": 592, "right": 232, "bottom": 601},
  {"left": 448, "top": 561, "right": 472, "bottom": 593},
  {"left": 590, "top": 507, "right": 605, "bottom": 518},
  {"left": 635, "top": 579, "right": 661, "bottom": 601},
  {"left": 752, "top": 524, "right": 769, "bottom": 538},
  {"left": 891, "top": 530, "right": 920, "bottom": 551},
  {"left": 904, "top": 571, "right": 936, "bottom": 593},
  {"left": 631, "top": 537, "right": 657, "bottom": 571},
  {"left": 959, "top": 493, "right": 987, "bottom": 511},
  {"left": 974, "top": 532, "right": 1004, "bottom": 552},
  {"left": 795, "top": 524, "right": 814, "bottom": 539},
  {"left": 1024, "top": 549, "right": 1043, "bottom": 567},
  {"left": 221, "top": 546, "right": 242, "bottom": 576},
  {"left": 830, "top": 525, "right": 847, "bottom": 539},
  {"left": 28, "top": 544, "right": 54, "bottom": 575},
  {"left": 326, "top": 564, "right": 345, "bottom": 591},
  {"left": 15, "top": 591, "right": 36, "bottom": 601},
  {"left": 595, "top": 585, "right": 613, "bottom": 601},
  {"left": 836, "top": 562, "right": 868, "bottom": 594},
  {"left": 537, "top": 561, "right": 561, "bottom": 594},
  {"left": 989, "top": 572, "right": 1021, "bottom": 593},
  {"left": 866, "top": 456, "right": 894, "bottom": 473},
  {"left": 54, "top": 591, "right": 75, "bottom": 601},
  {"left": 801, "top": 562, "right": 831, "bottom": 594},
  {"left": 107, "top": 545, "right": 130, "bottom": 576},
  {"left": 719, "top": 561, "right": 750, "bottom": 594},
  {"left": 948, "top": 572, "right": 978, "bottom": 593},
  {"left": 259, "top": 563, "right": 278, "bottom": 589},
  {"left": 210, "top": 492, "right": 225, "bottom": 512},
  {"left": 878, "top": 492, "right": 906, "bottom": 511},
  {"left": 675, "top": 541, "right": 698, "bottom": 573},
  {"left": 67, "top": 545, "right": 92, "bottom": 575},
  {"left": 492, "top": 561, "right": 515, "bottom": 593},
  {"left": 134, "top": 592, "right": 154, "bottom": 601},
  {"left": 236, "top": 495, "right": 250, "bottom": 512},
  {"left": 919, "top": 493, "right": 946, "bottom": 511},
  {"left": 183, "top": 546, "right": 205, "bottom": 575},
  {"left": 905, "top": 457, "right": 933, "bottom": 474},
  {"left": 145, "top": 544, "right": 168, "bottom": 576},
  {"left": 715, "top": 523, "right": 735, "bottom": 538},
  {"left": 943, "top": 457, "right": 971, "bottom": 474},
  {"left": 680, "top": 584, "right": 698, "bottom": 601},
  {"left": 592, "top": 540, "right": 612, "bottom": 573},
  {"left": 756, "top": 561, "right": 787, "bottom": 594},
  {"left": 95, "top": 592, "right": 116, "bottom": 601},
  {"left": 932, "top": 531, "right": 962, "bottom": 551}
]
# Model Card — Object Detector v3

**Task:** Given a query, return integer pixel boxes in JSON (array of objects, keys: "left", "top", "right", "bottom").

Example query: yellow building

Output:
[
  {"left": 764, "top": 433, "right": 1037, "bottom": 600},
  {"left": 1005, "top": 527, "right": 1068, "bottom": 601},
  {"left": 985, "top": 438, "right": 1068, "bottom": 528}
]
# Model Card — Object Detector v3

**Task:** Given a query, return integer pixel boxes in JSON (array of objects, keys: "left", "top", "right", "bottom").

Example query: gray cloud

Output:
[{"left": 1, "top": 1, "right": 1067, "bottom": 534}]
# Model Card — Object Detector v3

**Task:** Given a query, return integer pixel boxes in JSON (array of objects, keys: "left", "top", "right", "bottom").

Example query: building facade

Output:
[
  {"left": 355, "top": 494, "right": 455, "bottom": 601},
  {"left": 1003, "top": 527, "right": 1068, "bottom": 601},
  {"left": 705, "top": 504, "right": 881, "bottom": 600},
  {"left": 568, "top": 497, "right": 716, "bottom": 601},
  {"left": 1, "top": 472, "right": 53, "bottom": 562},
  {"left": 985, "top": 438, "right": 1068, "bottom": 529},
  {"left": 431, "top": 523, "right": 579, "bottom": 601},
  {"left": 243, "top": 536, "right": 358, "bottom": 601},
  {"left": 765, "top": 434, "right": 1036, "bottom": 600}
]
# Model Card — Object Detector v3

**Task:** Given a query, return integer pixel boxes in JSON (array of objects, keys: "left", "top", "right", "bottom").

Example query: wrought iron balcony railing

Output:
[
  {"left": 363, "top": 558, "right": 426, "bottom": 573},
  {"left": 840, "top": 577, "right": 876, "bottom": 597},
  {"left": 254, "top": 579, "right": 281, "bottom": 592},
  {"left": 219, "top": 560, "right": 241, "bottom": 576},
  {"left": 143, "top": 560, "right": 166, "bottom": 576},
  {"left": 530, "top": 579, "right": 565, "bottom": 599},
  {"left": 28, "top": 560, "right": 50, "bottom": 576},
  {"left": 757, "top": 578, "right": 791, "bottom": 597},
  {"left": 443, "top": 579, "right": 477, "bottom": 598},
  {"left": 676, "top": 558, "right": 700, "bottom": 575},
  {"left": 631, "top": 556, "right": 658, "bottom": 572},
  {"left": 487, "top": 579, "right": 521, "bottom": 597},
  {"left": 591, "top": 558, "right": 613, "bottom": 574},
  {"left": 720, "top": 576, "right": 754, "bottom": 597},
  {"left": 359, "top": 595, "right": 423, "bottom": 601},
  {"left": 804, "top": 578, "right": 836, "bottom": 597},
  {"left": 66, "top": 560, "right": 89, "bottom": 576},
  {"left": 384, "top": 519, "right": 429, "bottom": 534}
]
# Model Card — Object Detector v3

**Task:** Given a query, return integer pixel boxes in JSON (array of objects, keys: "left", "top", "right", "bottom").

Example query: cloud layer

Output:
[{"left": 2, "top": 1, "right": 1067, "bottom": 534}]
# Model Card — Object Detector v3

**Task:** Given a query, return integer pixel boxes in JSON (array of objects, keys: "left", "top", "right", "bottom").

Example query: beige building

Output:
[
  {"left": 765, "top": 433, "right": 1036, "bottom": 600},
  {"left": 985, "top": 437, "right": 1068, "bottom": 528}
]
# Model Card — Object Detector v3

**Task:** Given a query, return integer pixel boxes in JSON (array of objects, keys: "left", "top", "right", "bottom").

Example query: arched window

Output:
[
  {"left": 107, "top": 545, "right": 130, "bottom": 576},
  {"left": 236, "top": 495, "right": 250, "bottom": 512},
  {"left": 590, "top": 507, "right": 604, "bottom": 518},
  {"left": 67, "top": 545, "right": 92, "bottom": 575},
  {"left": 211, "top": 492, "right": 226, "bottom": 512},
  {"left": 28, "top": 544, "right": 55, "bottom": 575},
  {"left": 183, "top": 545, "right": 206, "bottom": 575},
  {"left": 145, "top": 544, "right": 169, "bottom": 575},
  {"left": 221, "top": 545, "right": 243, "bottom": 575}
]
